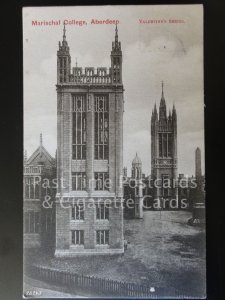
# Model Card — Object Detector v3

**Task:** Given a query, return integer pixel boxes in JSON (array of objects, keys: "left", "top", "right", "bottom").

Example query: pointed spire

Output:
[
  {"left": 159, "top": 81, "right": 167, "bottom": 120},
  {"left": 63, "top": 24, "right": 66, "bottom": 42},
  {"left": 161, "top": 80, "right": 164, "bottom": 99},
  {"left": 173, "top": 103, "right": 176, "bottom": 111},
  {"left": 112, "top": 24, "right": 121, "bottom": 52},
  {"left": 40, "top": 133, "right": 43, "bottom": 146},
  {"left": 151, "top": 102, "right": 158, "bottom": 124},
  {"left": 75, "top": 57, "right": 78, "bottom": 68},
  {"left": 115, "top": 24, "right": 118, "bottom": 43},
  {"left": 60, "top": 24, "right": 69, "bottom": 50},
  {"left": 172, "top": 103, "right": 176, "bottom": 116}
]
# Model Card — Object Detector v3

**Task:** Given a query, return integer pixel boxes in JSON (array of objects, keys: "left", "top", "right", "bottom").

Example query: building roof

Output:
[
  {"left": 25, "top": 134, "right": 55, "bottom": 166},
  {"left": 132, "top": 153, "right": 142, "bottom": 165}
]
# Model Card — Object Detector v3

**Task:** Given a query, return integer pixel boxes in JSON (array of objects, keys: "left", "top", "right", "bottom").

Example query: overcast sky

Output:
[{"left": 23, "top": 5, "right": 204, "bottom": 176}]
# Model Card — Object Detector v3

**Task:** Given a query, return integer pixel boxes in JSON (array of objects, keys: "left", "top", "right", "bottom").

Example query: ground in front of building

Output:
[{"left": 24, "top": 211, "right": 206, "bottom": 298}]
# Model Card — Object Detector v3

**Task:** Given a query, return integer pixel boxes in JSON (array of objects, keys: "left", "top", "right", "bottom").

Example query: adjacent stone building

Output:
[
  {"left": 55, "top": 26, "right": 124, "bottom": 256},
  {"left": 23, "top": 135, "right": 56, "bottom": 249},
  {"left": 123, "top": 153, "right": 144, "bottom": 219}
]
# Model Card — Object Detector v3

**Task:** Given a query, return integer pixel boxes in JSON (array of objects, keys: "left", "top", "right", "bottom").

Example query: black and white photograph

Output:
[{"left": 23, "top": 5, "right": 205, "bottom": 298}]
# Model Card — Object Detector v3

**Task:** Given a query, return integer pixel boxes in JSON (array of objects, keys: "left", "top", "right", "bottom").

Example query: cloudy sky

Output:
[{"left": 23, "top": 5, "right": 204, "bottom": 176}]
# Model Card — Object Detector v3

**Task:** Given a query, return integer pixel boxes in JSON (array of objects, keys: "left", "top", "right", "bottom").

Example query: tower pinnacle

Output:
[
  {"left": 115, "top": 24, "right": 118, "bottom": 43},
  {"left": 159, "top": 81, "right": 167, "bottom": 119},
  {"left": 63, "top": 24, "right": 66, "bottom": 42},
  {"left": 40, "top": 133, "right": 43, "bottom": 146}
]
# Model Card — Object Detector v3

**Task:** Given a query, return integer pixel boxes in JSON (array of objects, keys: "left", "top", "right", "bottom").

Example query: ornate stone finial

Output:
[
  {"left": 40, "top": 133, "right": 43, "bottom": 146},
  {"left": 63, "top": 24, "right": 66, "bottom": 41},
  {"left": 160, "top": 81, "right": 165, "bottom": 103}
]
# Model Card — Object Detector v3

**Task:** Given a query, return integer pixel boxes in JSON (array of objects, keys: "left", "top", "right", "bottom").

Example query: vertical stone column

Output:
[
  {"left": 84, "top": 203, "right": 95, "bottom": 249},
  {"left": 55, "top": 202, "right": 70, "bottom": 252},
  {"left": 62, "top": 92, "right": 71, "bottom": 194},
  {"left": 57, "top": 91, "right": 62, "bottom": 194},
  {"left": 115, "top": 92, "right": 123, "bottom": 198},
  {"left": 86, "top": 92, "right": 94, "bottom": 195},
  {"left": 55, "top": 91, "right": 71, "bottom": 255},
  {"left": 173, "top": 127, "right": 178, "bottom": 200},
  {"left": 109, "top": 93, "right": 116, "bottom": 194},
  {"left": 109, "top": 198, "right": 124, "bottom": 249}
]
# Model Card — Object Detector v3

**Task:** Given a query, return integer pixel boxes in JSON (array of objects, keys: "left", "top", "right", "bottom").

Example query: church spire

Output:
[
  {"left": 111, "top": 24, "right": 122, "bottom": 84},
  {"left": 57, "top": 25, "right": 71, "bottom": 84},
  {"left": 112, "top": 24, "right": 121, "bottom": 52},
  {"left": 115, "top": 24, "right": 118, "bottom": 43},
  {"left": 159, "top": 81, "right": 167, "bottom": 120},
  {"left": 63, "top": 24, "right": 66, "bottom": 42},
  {"left": 172, "top": 103, "right": 177, "bottom": 120},
  {"left": 40, "top": 133, "right": 43, "bottom": 146},
  {"left": 161, "top": 80, "right": 164, "bottom": 99}
]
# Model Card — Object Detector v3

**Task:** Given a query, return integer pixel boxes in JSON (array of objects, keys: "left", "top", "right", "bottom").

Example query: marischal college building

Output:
[
  {"left": 23, "top": 26, "right": 205, "bottom": 254},
  {"left": 55, "top": 26, "right": 124, "bottom": 256}
]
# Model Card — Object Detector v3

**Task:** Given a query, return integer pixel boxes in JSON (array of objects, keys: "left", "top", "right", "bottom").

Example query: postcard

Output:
[{"left": 23, "top": 5, "right": 205, "bottom": 298}]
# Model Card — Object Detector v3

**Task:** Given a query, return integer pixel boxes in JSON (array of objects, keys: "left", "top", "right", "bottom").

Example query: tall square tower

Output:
[
  {"left": 55, "top": 26, "right": 124, "bottom": 256},
  {"left": 151, "top": 83, "right": 178, "bottom": 208}
]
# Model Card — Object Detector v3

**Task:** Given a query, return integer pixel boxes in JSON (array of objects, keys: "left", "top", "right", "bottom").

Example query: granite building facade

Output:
[{"left": 55, "top": 26, "right": 124, "bottom": 256}]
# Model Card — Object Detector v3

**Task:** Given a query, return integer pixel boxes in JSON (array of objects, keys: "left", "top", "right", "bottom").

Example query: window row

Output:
[
  {"left": 72, "top": 95, "right": 109, "bottom": 160},
  {"left": 71, "top": 204, "right": 109, "bottom": 220},
  {"left": 24, "top": 211, "right": 40, "bottom": 233},
  {"left": 24, "top": 177, "right": 40, "bottom": 199},
  {"left": 71, "top": 230, "right": 109, "bottom": 245},
  {"left": 158, "top": 133, "right": 173, "bottom": 157},
  {"left": 71, "top": 172, "right": 109, "bottom": 191},
  {"left": 24, "top": 177, "right": 52, "bottom": 200}
]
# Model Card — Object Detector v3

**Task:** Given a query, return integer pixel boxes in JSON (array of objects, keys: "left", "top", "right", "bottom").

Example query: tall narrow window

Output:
[
  {"left": 96, "top": 230, "right": 109, "bottom": 245},
  {"left": 163, "top": 133, "right": 167, "bottom": 157},
  {"left": 24, "top": 177, "right": 40, "bottom": 199},
  {"left": 96, "top": 204, "right": 109, "bottom": 220},
  {"left": 94, "top": 172, "right": 109, "bottom": 191},
  {"left": 168, "top": 133, "right": 172, "bottom": 157},
  {"left": 72, "top": 95, "right": 86, "bottom": 160},
  {"left": 159, "top": 133, "right": 163, "bottom": 157},
  {"left": 94, "top": 95, "right": 109, "bottom": 160},
  {"left": 72, "top": 173, "right": 86, "bottom": 191},
  {"left": 24, "top": 211, "right": 40, "bottom": 233},
  {"left": 71, "top": 204, "right": 84, "bottom": 220},
  {"left": 71, "top": 230, "right": 84, "bottom": 245}
]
